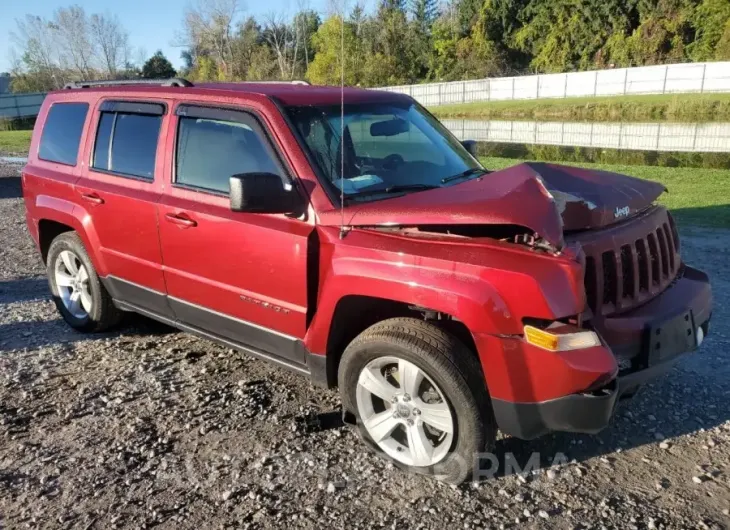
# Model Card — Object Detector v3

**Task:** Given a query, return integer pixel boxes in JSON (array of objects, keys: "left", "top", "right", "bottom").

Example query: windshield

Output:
[{"left": 286, "top": 102, "right": 483, "bottom": 203}]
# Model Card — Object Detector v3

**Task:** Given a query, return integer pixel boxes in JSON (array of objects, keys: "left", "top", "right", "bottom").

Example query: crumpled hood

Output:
[{"left": 319, "top": 162, "right": 666, "bottom": 249}]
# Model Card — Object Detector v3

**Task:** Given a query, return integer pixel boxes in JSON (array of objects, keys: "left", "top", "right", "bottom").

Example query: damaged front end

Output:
[{"left": 320, "top": 161, "right": 666, "bottom": 254}]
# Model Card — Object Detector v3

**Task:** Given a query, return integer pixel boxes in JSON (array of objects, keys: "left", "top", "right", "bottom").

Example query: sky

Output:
[{"left": 0, "top": 0, "right": 330, "bottom": 73}]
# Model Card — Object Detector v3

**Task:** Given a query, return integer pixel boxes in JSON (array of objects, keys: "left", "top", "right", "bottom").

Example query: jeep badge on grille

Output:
[{"left": 614, "top": 205, "right": 630, "bottom": 219}]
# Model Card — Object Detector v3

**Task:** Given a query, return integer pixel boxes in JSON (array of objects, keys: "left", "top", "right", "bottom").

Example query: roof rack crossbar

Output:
[{"left": 64, "top": 78, "right": 193, "bottom": 89}]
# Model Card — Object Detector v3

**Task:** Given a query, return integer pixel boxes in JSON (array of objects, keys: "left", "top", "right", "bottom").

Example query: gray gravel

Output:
[{"left": 1, "top": 160, "right": 729, "bottom": 529}]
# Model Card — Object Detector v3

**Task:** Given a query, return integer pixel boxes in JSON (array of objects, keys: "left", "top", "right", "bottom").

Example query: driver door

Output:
[{"left": 157, "top": 104, "right": 313, "bottom": 365}]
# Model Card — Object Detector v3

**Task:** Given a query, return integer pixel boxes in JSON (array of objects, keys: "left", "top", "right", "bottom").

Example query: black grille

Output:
[
  {"left": 585, "top": 256, "right": 597, "bottom": 311},
  {"left": 578, "top": 209, "right": 681, "bottom": 315},
  {"left": 602, "top": 251, "right": 617, "bottom": 306},
  {"left": 620, "top": 245, "right": 634, "bottom": 298}
]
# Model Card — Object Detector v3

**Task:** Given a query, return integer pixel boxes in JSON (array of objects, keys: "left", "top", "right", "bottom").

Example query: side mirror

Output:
[
  {"left": 229, "top": 173, "right": 299, "bottom": 214},
  {"left": 461, "top": 140, "right": 478, "bottom": 158}
]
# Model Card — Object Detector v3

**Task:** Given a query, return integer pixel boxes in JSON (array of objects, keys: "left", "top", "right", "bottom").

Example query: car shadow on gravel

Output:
[
  {"left": 0, "top": 175, "right": 22, "bottom": 199},
  {"left": 0, "top": 277, "right": 49, "bottom": 304},
  {"left": 0, "top": 292, "right": 177, "bottom": 352}
]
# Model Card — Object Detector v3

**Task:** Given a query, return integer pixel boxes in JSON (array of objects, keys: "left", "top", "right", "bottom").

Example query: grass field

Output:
[
  {"left": 433, "top": 93, "right": 730, "bottom": 122},
  {"left": 481, "top": 156, "right": 730, "bottom": 228},
  {"left": 0, "top": 130, "right": 32, "bottom": 155}
]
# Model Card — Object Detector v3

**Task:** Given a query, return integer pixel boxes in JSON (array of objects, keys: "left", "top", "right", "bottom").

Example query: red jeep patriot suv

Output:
[{"left": 22, "top": 79, "right": 712, "bottom": 483}]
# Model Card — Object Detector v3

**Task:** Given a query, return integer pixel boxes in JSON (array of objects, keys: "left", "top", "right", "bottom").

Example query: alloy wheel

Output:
[
  {"left": 54, "top": 250, "right": 92, "bottom": 319},
  {"left": 355, "top": 356, "right": 455, "bottom": 467}
]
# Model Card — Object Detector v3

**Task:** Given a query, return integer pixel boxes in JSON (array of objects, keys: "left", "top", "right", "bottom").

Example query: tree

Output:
[
  {"left": 142, "top": 51, "right": 177, "bottom": 78},
  {"left": 90, "top": 13, "right": 130, "bottom": 77},
  {"left": 409, "top": 0, "right": 439, "bottom": 79},
  {"left": 512, "top": 0, "right": 638, "bottom": 72},
  {"left": 687, "top": 0, "right": 730, "bottom": 61},
  {"left": 53, "top": 6, "right": 96, "bottom": 78},
  {"left": 9, "top": 7, "right": 142, "bottom": 92},
  {"left": 307, "top": 16, "right": 363, "bottom": 85},
  {"left": 180, "top": 0, "right": 238, "bottom": 80}
]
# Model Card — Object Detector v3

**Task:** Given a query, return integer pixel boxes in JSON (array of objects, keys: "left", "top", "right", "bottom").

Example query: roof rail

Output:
[
  {"left": 63, "top": 78, "right": 193, "bottom": 89},
  {"left": 237, "top": 80, "right": 310, "bottom": 86}
]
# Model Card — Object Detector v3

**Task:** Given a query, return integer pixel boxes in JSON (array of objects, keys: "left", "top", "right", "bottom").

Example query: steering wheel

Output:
[{"left": 382, "top": 154, "right": 405, "bottom": 170}]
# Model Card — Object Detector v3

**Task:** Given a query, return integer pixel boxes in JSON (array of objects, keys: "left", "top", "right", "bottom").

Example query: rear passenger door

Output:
[
  {"left": 75, "top": 100, "right": 171, "bottom": 316},
  {"left": 158, "top": 104, "right": 312, "bottom": 365}
]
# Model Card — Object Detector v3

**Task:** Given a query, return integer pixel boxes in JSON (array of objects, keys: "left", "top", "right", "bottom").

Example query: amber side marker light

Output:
[{"left": 523, "top": 325, "right": 601, "bottom": 352}]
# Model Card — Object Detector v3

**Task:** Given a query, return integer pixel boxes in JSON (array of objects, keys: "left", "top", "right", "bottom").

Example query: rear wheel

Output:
[
  {"left": 339, "top": 317, "right": 496, "bottom": 484},
  {"left": 47, "top": 232, "right": 121, "bottom": 332}
]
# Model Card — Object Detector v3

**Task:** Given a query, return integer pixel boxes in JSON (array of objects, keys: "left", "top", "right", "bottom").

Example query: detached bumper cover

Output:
[{"left": 488, "top": 265, "right": 712, "bottom": 440}]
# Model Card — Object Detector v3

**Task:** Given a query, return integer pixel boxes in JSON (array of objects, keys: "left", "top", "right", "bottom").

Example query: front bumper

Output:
[{"left": 485, "top": 265, "right": 712, "bottom": 440}]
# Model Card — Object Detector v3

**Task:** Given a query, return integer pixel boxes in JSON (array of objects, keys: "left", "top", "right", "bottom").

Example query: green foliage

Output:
[
  {"left": 307, "top": 16, "right": 363, "bottom": 86},
  {"left": 688, "top": 0, "right": 730, "bottom": 60},
  {"left": 8, "top": 0, "right": 730, "bottom": 93},
  {"left": 142, "top": 51, "right": 176, "bottom": 79}
]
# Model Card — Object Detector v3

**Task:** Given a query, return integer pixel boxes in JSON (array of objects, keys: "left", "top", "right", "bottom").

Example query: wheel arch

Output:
[
  {"left": 34, "top": 196, "right": 107, "bottom": 275},
  {"left": 315, "top": 294, "right": 482, "bottom": 389}
]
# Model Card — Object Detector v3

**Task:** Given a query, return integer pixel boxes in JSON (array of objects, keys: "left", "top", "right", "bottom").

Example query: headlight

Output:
[{"left": 524, "top": 324, "right": 601, "bottom": 352}]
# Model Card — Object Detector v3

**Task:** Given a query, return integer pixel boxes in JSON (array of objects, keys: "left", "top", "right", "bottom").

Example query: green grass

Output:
[
  {"left": 0, "top": 130, "right": 32, "bottom": 155},
  {"left": 433, "top": 93, "right": 730, "bottom": 122},
  {"left": 480, "top": 156, "right": 730, "bottom": 228}
]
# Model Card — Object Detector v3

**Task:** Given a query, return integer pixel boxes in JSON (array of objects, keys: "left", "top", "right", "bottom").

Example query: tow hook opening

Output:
[{"left": 581, "top": 378, "right": 617, "bottom": 398}]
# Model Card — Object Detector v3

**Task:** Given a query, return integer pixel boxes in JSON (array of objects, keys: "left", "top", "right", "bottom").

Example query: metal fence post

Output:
[
  {"left": 462, "top": 81, "right": 466, "bottom": 103},
  {"left": 536, "top": 75, "right": 540, "bottom": 99},
  {"left": 511, "top": 78, "right": 515, "bottom": 100},
  {"left": 662, "top": 65, "right": 669, "bottom": 94},
  {"left": 438, "top": 84, "right": 442, "bottom": 106},
  {"left": 623, "top": 69, "right": 629, "bottom": 95},
  {"left": 487, "top": 78, "right": 491, "bottom": 101},
  {"left": 593, "top": 71, "right": 598, "bottom": 96},
  {"left": 700, "top": 63, "right": 707, "bottom": 93},
  {"left": 563, "top": 73, "right": 568, "bottom": 98}
]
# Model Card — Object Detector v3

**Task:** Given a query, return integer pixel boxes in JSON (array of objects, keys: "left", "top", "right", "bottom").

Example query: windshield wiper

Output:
[
  {"left": 384, "top": 184, "right": 440, "bottom": 193},
  {"left": 441, "top": 167, "right": 487, "bottom": 184},
  {"left": 345, "top": 184, "right": 440, "bottom": 200}
]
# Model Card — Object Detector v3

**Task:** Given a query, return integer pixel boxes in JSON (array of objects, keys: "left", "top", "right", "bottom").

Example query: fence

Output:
[
  {"left": 382, "top": 62, "right": 730, "bottom": 107},
  {"left": 0, "top": 92, "right": 46, "bottom": 119},
  {"left": 442, "top": 119, "right": 730, "bottom": 153}
]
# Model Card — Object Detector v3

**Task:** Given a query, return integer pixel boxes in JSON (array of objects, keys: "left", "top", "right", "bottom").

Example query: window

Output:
[
  {"left": 286, "top": 102, "right": 480, "bottom": 203},
  {"left": 39, "top": 103, "right": 89, "bottom": 165},
  {"left": 92, "top": 110, "right": 162, "bottom": 179},
  {"left": 175, "top": 116, "right": 282, "bottom": 194}
]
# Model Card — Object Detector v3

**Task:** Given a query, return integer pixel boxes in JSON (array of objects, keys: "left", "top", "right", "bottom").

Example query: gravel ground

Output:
[{"left": 1, "top": 160, "right": 729, "bottom": 529}]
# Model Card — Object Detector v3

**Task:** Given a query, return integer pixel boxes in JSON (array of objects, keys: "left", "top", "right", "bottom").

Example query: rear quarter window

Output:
[{"left": 38, "top": 102, "right": 89, "bottom": 165}]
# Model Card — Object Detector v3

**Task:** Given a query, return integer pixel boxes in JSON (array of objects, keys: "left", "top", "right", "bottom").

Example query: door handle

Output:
[
  {"left": 165, "top": 212, "right": 197, "bottom": 228},
  {"left": 80, "top": 192, "right": 104, "bottom": 205}
]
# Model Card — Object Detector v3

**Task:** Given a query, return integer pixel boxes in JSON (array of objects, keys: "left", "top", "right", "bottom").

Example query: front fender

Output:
[{"left": 304, "top": 226, "right": 586, "bottom": 355}]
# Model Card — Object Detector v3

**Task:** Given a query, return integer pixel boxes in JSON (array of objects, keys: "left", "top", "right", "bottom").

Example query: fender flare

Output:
[
  {"left": 35, "top": 195, "right": 108, "bottom": 276},
  {"left": 303, "top": 266, "right": 514, "bottom": 356}
]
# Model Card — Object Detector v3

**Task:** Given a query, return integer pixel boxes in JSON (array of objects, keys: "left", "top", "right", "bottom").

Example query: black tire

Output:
[
  {"left": 338, "top": 317, "right": 496, "bottom": 484},
  {"left": 46, "top": 232, "right": 122, "bottom": 333}
]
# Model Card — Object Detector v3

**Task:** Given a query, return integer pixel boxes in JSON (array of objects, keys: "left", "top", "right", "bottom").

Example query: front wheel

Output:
[{"left": 338, "top": 318, "right": 496, "bottom": 483}]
